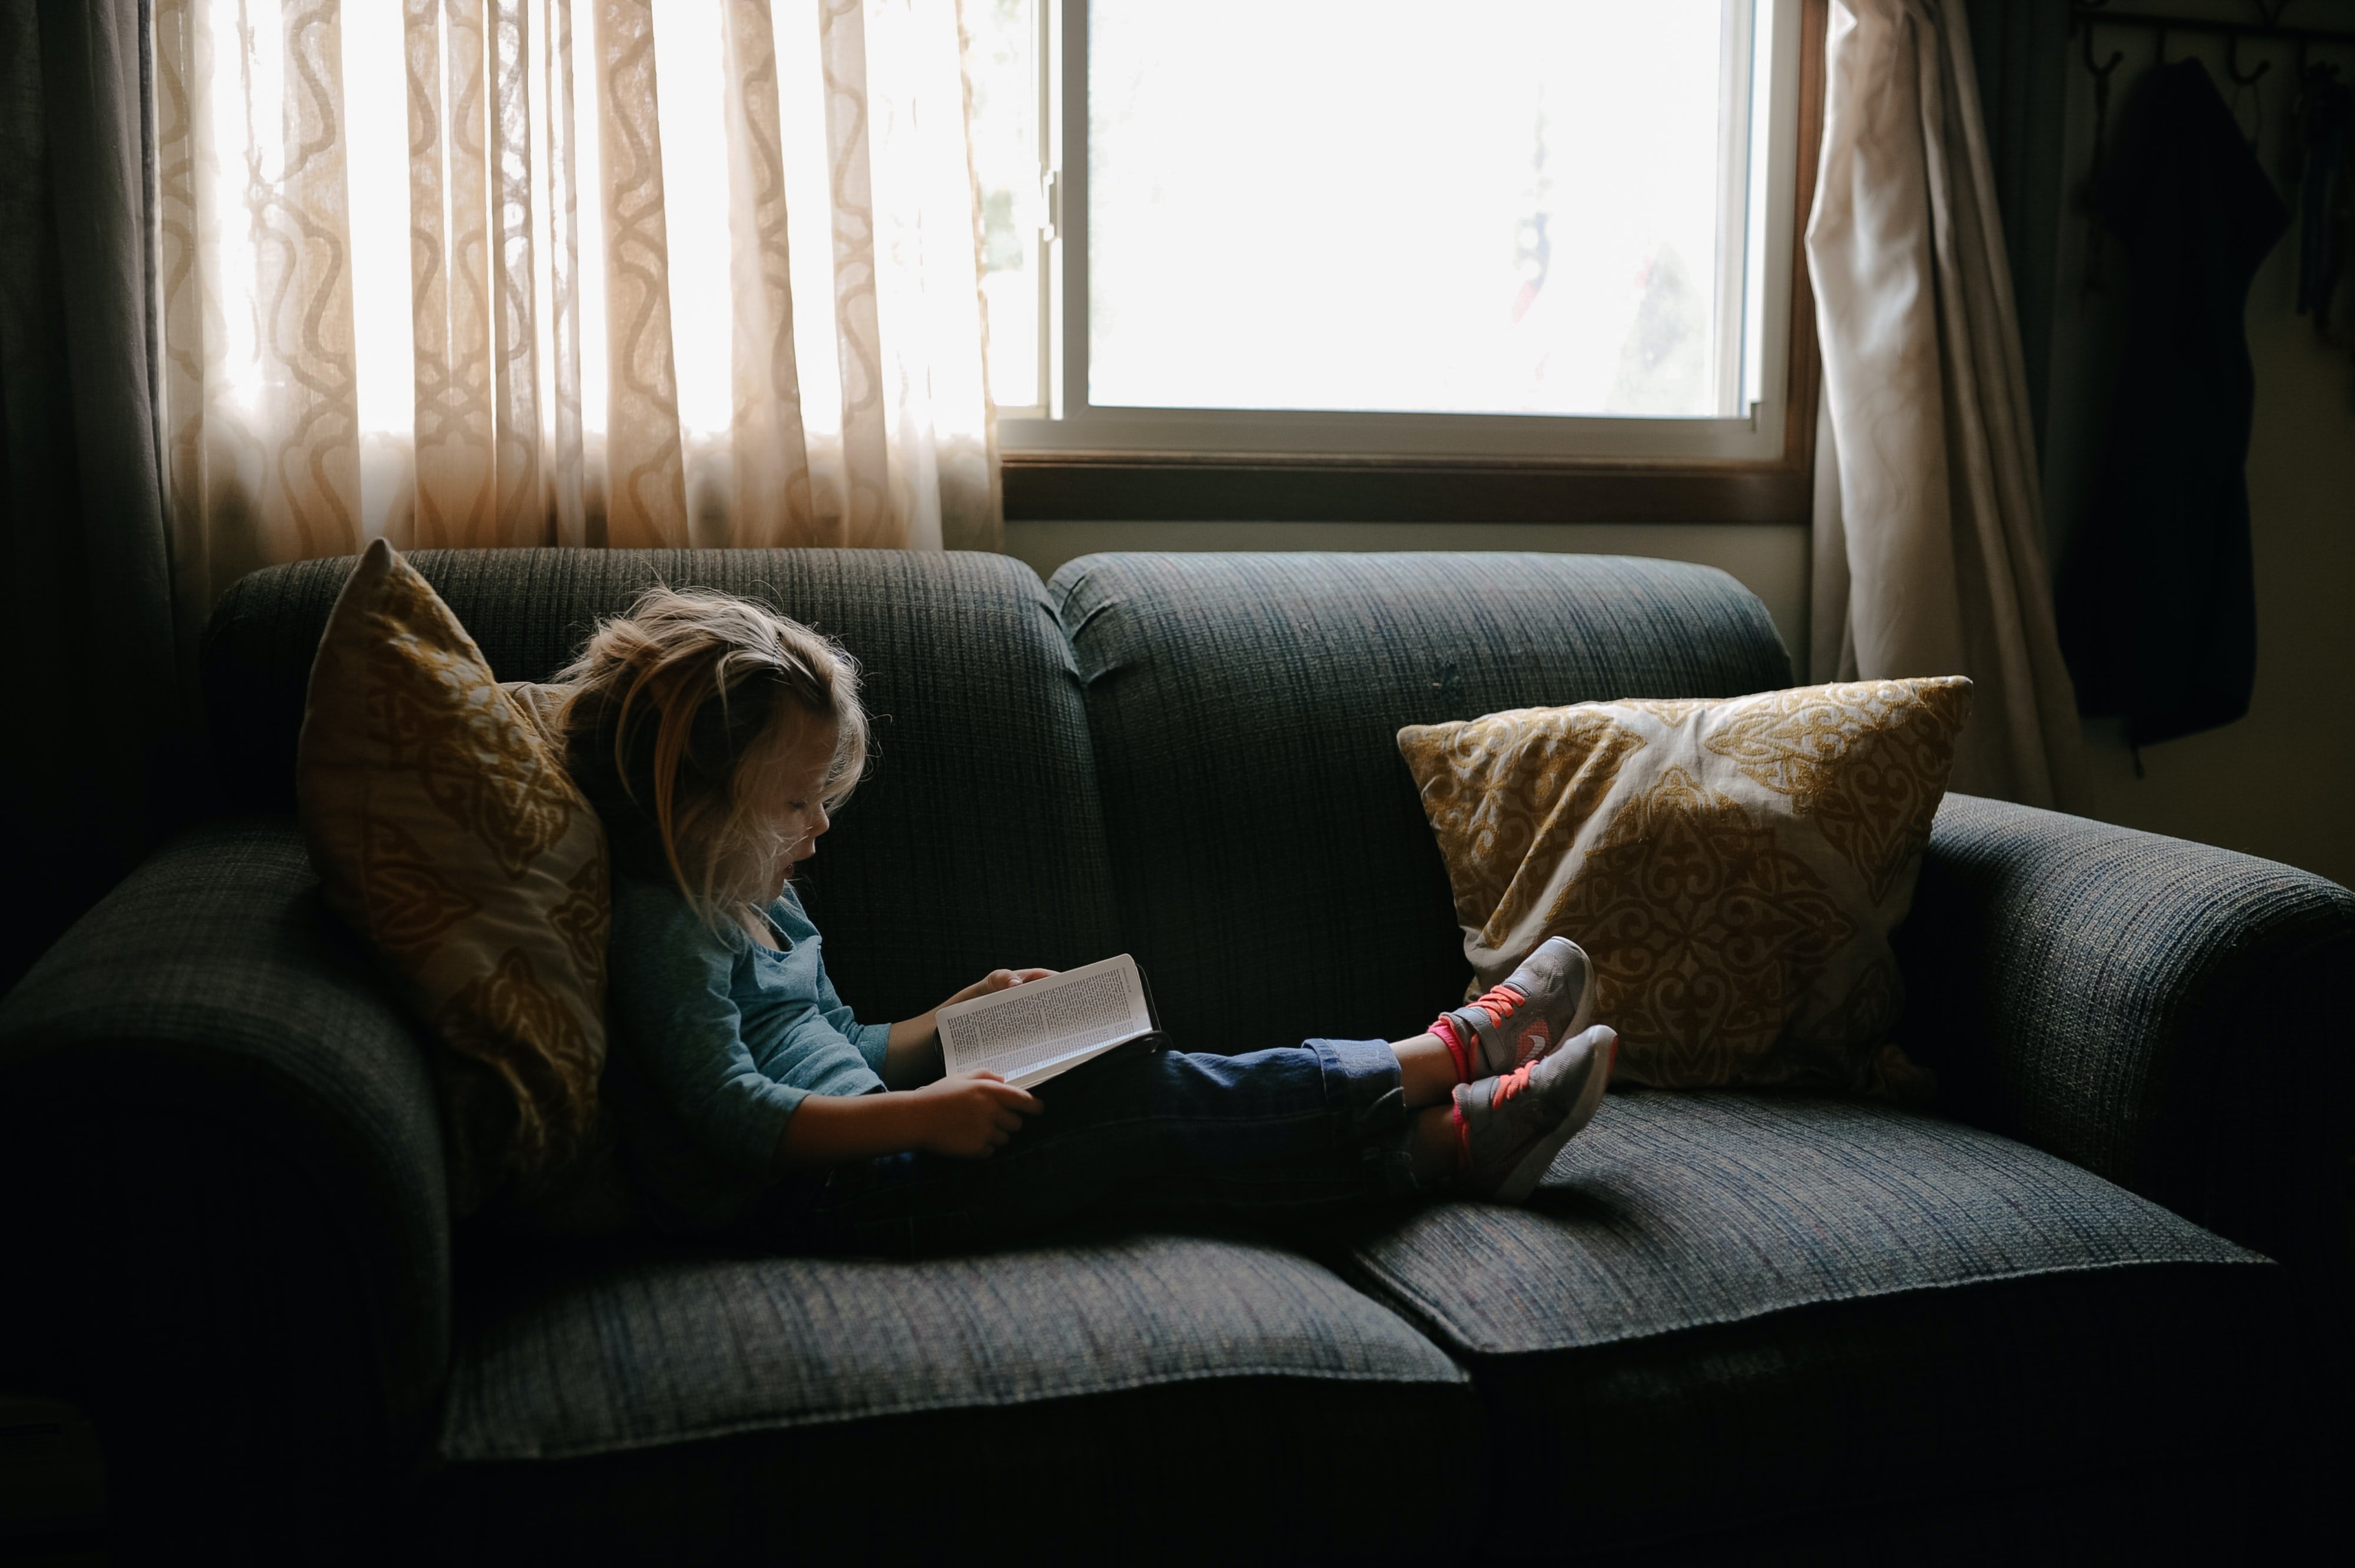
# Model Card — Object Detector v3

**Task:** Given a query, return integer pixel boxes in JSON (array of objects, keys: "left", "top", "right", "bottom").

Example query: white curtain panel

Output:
[
  {"left": 1805, "top": 0, "right": 2081, "bottom": 808},
  {"left": 152, "top": 0, "right": 999, "bottom": 624}
]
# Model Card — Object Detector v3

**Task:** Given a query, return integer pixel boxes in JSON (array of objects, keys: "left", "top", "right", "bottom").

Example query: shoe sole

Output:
[
  {"left": 1493, "top": 1027, "right": 1616, "bottom": 1204},
  {"left": 1560, "top": 941, "right": 1594, "bottom": 1043}
]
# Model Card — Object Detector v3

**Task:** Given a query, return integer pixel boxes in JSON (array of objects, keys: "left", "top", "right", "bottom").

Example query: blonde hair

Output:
[{"left": 556, "top": 587, "right": 867, "bottom": 925}]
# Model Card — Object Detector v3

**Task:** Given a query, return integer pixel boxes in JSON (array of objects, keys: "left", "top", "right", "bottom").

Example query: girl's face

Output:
[{"left": 748, "top": 713, "right": 840, "bottom": 885}]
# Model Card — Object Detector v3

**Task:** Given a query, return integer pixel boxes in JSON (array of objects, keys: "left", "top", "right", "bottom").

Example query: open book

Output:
[{"left": 936, "top": 953, "right": 1159, "bottom": 1089}]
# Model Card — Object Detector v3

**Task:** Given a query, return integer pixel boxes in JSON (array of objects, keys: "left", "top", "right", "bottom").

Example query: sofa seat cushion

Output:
[
  {"left": 442, "top": 1229, "right": 1464, "bottom": 1461},
  {"left": 1346, "top": 1090, "right": 2284, "bottom": 1558},
  {"left": 1354, "top": 1089, "right": 2258, "bottom": 1355},
  {"left": 427, "top": 1231, "right": 1472, "bottom": 1559}
]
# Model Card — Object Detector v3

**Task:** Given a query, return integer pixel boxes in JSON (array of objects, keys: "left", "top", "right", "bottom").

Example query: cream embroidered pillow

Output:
[
  {"left": 297, "top": 540, "right": 607, "bottom": 1214},
  {"left": 1398, "top": 679, "right": 1972, "bottom": 1095}
]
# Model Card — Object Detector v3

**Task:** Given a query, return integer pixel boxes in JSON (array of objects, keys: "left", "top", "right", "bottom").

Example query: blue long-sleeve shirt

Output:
[{"left": 605, "top": 873, "right": 892, "bottom": 1231}]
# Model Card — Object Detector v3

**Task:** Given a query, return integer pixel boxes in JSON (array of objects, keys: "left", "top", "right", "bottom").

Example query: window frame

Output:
[{"left": 997, "top": 0, "right": 1829, "bottom": 525}]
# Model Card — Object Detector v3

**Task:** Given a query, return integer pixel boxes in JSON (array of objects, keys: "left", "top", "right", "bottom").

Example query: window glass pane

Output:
[
  {"left": 1742, "top": 0, "right": 1774, "bottom": 412},
  {"left": 967, "top": 0, "right": 1041, "bottom": 409},
  {"left": 1089, "top": 0, "right": 1739, "bottom": 417}
]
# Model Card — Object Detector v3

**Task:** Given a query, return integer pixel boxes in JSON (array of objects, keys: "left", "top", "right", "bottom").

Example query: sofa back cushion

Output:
[
  {"left": 1050, "top": 552, "right": 1793, "bottom": 1051},
  {"left": 207, "top": 549, "right": 1122, "bottom": 1023}
]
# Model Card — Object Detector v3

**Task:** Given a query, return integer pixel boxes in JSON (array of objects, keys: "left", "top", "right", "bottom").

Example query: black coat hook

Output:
[
  {"left": 2081, "top": 23, "right": 2125, "bottom": 84},
  {"left": 2227, "top": 34, "right": 2270, "bottom": 154},
  {"left": 2228, "top": 34, "right": 2273, "bottom": 86},
  {"left": 2082, "top": 23, "right": 2128, "bottom": 294}
]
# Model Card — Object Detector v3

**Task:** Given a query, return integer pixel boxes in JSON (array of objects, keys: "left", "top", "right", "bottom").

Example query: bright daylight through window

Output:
[{"left": 968, "top": 0, "right": 1801, "bottom": 460}]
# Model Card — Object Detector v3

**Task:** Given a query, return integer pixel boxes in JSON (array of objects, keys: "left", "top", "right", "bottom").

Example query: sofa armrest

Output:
[
  {"left": 1895, "top": 794, "right": 2354, "bottom": 1281},
  {"left": 0, "top": 819, "right": 450, "bottom": 1558}
]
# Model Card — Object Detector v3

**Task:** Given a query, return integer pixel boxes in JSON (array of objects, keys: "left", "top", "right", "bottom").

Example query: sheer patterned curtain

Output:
[
  {"left": 1805, "top": 0, "right": 2080, "bottom": 808},
  {"left": 153, "top": 0, "right": 999, "bottom": 625}
]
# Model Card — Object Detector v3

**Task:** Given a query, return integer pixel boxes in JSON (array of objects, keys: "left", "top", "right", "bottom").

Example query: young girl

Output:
[{"left": 562, "top": 588, "right": 1616, "bottom": 1252}]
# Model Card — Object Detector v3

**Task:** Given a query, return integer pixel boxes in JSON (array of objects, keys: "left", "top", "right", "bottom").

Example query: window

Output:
[{"left": 965, "top": 0, "right": 1811, "bottom": 469}]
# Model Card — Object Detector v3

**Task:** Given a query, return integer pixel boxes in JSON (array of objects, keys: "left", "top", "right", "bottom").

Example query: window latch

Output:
[{"left": 1041, "top": 170, "right": 1063, "bottom": 243}]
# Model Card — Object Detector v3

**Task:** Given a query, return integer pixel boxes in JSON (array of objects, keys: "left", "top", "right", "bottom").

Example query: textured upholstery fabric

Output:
[
  {"left": 1462, "top": 1261, "right": 2288, "bottom": 1560},
  {"left": 425, "top": 1230, "right": 1477, "bottom": 1561},
  {"left": 205, "top": 549, "right": 1123, "bottom": 1024},
  {"left": 1049, "top": 553, "right": 1793, "bottom": 1053},
  {"left": 440, "top": 1231, "right": 1462, "bottom": 1461},
  {"left": 0, "top": 820, "right": 452, "bottom": 1555},
  {"left": 425, "top": 1377, "right": 1476, "bottom": 1563},
  {"left": 1350, "top": 1089, "right": 2258, "bottom": 1358},
  {"left": 1898, "top": 793, "right": 2355, "bottom": 1279},
  {"left": 1346, "top": 1089, "right": 2282, "bottom": 1558}
]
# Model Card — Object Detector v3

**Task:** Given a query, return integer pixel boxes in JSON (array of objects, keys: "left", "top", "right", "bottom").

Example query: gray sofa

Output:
[{"left": 2, "top": 548, "right": 2346, "bottom": 1563}]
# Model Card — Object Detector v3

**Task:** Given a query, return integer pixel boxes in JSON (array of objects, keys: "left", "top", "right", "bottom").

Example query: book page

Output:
[{"left": 936, "top": 954, "right": 1156, "bottom": 1089}]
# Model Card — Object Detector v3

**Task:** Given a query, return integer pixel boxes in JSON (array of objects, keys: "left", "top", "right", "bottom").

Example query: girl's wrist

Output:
[
  {"left": 900, "top": 1086, "right": 944, "bottom": 1151},
  {"left": 883, "top": 1013, "right": 944, "bottom": 1088}
]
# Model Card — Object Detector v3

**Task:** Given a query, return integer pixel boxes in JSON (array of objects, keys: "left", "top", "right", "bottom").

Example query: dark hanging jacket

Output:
[{"left": 2057, "top": 59, "right": 2289, "bottom": 747}]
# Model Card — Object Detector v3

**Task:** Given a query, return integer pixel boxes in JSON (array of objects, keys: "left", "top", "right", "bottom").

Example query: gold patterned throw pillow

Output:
[
  {"left": 297, "top": 540, "right": 608, "bottom": 1214},
  {"left": 1398, "top": 679, "right": 1972, "bottom": 1096}
]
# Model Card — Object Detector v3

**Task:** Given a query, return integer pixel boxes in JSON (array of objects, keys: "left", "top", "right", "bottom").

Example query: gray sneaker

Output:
[
  {"left": 1454, "top": 1023, "right": 1617, "bottom": 1202},
  {"left": 1441, "top": 937, "right": 1595, "bottom": 1080}
]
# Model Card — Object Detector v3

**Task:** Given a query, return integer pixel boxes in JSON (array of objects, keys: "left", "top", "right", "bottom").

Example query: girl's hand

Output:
[
  {"left": 906, "top": 1071, "right": 1043, "bottom": 1158},
  {"left": 941, "top": 967, "right": 1056, "bottom": 1010},
  {"left": 883, "top": 971, "right": 1054, "bottom": 1090}
]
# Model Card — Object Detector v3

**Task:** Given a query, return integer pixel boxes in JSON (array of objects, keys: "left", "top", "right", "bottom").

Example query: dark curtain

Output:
[
  {"left": 1963, "top": 0, "right": 2072, "bottom": 459},
  {"left": 0, "top": 0, "right": 185, "bottom": 993}
]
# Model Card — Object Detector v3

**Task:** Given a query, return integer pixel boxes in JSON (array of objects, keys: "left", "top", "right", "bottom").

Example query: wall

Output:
[
  {"left": 1005, "top": 520, "right": 1812, "bottom": 667},
  {"left": 2040, "top": 4, "right": 2355, "bottom": 887}
]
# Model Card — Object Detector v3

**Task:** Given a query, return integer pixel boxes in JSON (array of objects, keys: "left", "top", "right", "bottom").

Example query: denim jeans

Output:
[{"left": 750, "top": 1039, "right": 1420, "bottom": 1255}]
